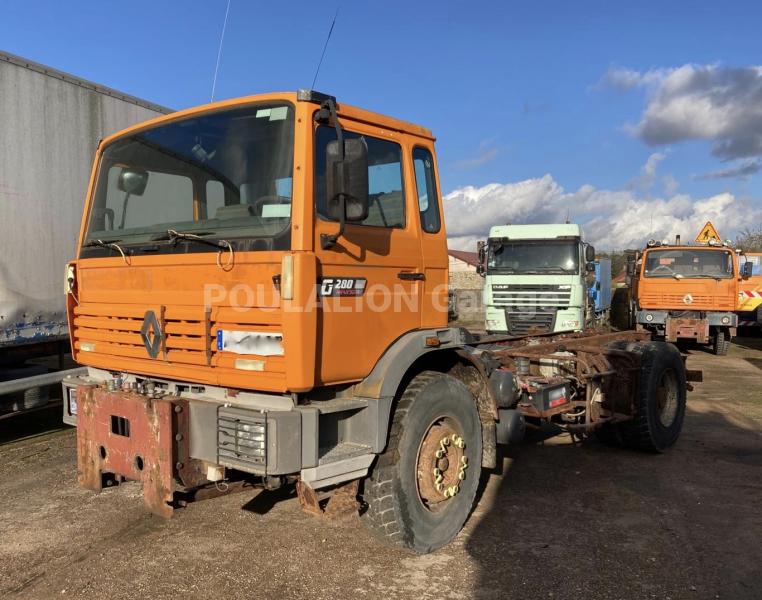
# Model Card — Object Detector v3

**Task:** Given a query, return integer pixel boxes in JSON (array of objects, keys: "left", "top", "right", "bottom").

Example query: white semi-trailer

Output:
[{"left": 0, "top": 50, "right": 170, "bottom": 414}]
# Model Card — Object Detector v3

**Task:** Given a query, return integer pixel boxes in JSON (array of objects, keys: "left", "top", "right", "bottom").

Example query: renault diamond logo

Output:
[
  {"left": 140, "top": 310, "right": 163, "bottom": 359},
  {"left": 683, "top": 294, "right": 694, "bottom": 305}
]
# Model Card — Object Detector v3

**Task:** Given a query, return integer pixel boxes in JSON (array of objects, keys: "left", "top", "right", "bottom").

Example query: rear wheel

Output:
[
  {"left": 620, "top": 342, "right": 686, "bottom": 452},
  {"left": 362, "top": 371, "right": 483, "bottom": 553},
  {"left": 712, "top": 328, "right": 730, "bottom": 356}
]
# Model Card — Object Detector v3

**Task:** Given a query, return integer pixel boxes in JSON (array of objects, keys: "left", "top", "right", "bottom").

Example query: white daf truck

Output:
[{"left": 479, "top": 224, "right": 610, "bottom": 335}]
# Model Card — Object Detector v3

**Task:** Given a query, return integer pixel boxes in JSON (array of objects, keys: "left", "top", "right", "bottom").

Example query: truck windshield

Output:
[
  {"left": 644, "top": 249, "right": 734, "bottom": 279},
  {"left": 487, "top": 239, "right": 580, "bottom": 274},
  {"left": 82, "top": 103, "right": 295, "bottom": 254}
]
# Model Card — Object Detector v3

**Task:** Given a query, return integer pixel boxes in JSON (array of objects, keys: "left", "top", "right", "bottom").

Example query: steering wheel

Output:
[{"left": 650, "top": 264, "right": 674, "bottom": 274}]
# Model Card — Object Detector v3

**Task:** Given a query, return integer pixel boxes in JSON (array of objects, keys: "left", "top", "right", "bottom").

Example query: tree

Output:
[{"left": 736, "top": 226, "right": 762, "bottom": 252}]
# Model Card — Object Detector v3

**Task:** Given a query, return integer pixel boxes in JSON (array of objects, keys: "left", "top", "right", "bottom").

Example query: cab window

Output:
[
  {"left": 316, "top": 126, "right": 405, "bottom": 228},
  {"left": 413, "top": 147, "right": 441, "bottom": 233}
]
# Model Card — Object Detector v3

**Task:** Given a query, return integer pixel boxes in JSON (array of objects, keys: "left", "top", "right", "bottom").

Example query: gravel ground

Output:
[{"left": 1, "top": 336, "right": 760, "bottom": 600}]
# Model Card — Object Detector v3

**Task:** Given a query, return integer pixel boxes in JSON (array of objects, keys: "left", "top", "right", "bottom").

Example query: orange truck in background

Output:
[
  {"left": 630, "top": 237, "right": 753, "bottom": 355},
  {"left": 737, "top": 252, "right": 762, "bottom": 327},
  {"left": 62, "top": 90, "right": 693, "bottom": 553}
]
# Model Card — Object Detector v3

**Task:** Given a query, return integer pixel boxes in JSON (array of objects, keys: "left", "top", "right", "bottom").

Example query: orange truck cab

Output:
[
  {"left": 737, "top": 252, "right": 762, "bottom": 327},
  {"left": 633, "top": 239, "right": 753, "bottom": 354},
  {"left": 62, "top": 90, "right": 691, "bottom": 553}
]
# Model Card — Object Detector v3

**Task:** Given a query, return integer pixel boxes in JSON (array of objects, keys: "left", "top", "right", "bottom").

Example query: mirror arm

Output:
[
  {"left": 321, "top": 193, "right": 346, "bottom": 250},
  {"left": 118, "top": 192, "right": 131, "bottom": 230},
  {"left": 320, "top": 97, "right": 349, "bottom": 250}
]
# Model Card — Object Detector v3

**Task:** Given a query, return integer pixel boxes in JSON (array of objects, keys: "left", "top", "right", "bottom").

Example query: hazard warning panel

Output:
[{"left": 695, "top": 221, "right": 721, "bottom": 244}]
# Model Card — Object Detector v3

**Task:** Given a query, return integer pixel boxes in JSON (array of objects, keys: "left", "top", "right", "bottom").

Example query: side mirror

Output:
[
  {"left": 325, "top": 138, "right": 369, "bottom": 222},
  {"left": 741, "top": 261, "right": 754, "bottom": 279},
  {"left": 585, "top": 244, "right": 595, "bottom": 262},
  {"left": 117, "top": 168, "right": 149, "bottom": 196},
  {"left": 477, "top": 241, "right": 486, "bottom": 276}
]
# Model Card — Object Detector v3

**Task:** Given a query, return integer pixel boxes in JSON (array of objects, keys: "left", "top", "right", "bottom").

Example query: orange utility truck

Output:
[
  {"left": 63, "top": 91, "right": 693, "bottom": 553},
  {"left": 737, "top": 252, "right": 762, "bottom": 327},
  {"left": 631, "top": 226, "right": 753, "bottom": 354}
]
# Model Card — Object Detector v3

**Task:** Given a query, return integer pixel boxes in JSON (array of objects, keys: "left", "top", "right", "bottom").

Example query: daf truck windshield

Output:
[
  {"left": 644, "top": 249, "right": 733, "bottom": 279},
  {"left": 82, "top": 103, "right": 295, "bottom": 255},
  {"left": 487, "top": 239, "right": 580, "bottom": 274}
]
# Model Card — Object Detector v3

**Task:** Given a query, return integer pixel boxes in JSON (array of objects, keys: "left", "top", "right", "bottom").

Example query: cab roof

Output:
[
  {"left": 99, "top": 91, "right": 434, "bottom": 147},
  {"left": 488, "top": 223, "right": 583, "bottom": 240}
]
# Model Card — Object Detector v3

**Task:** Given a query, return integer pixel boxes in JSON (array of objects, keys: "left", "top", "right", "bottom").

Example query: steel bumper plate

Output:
[{"left": 76, "top": 385, "right": 175, "bottom": 518}]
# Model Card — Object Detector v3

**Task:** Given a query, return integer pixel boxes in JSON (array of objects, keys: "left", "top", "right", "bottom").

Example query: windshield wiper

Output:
[
  {"left": 83, "top": 239, "right": 129, "bottom": 263},
  {"left": 150, "top": 230, "right": 216, "bottom": 243},
  {"left": 150, "top": 229, "right": 235, "bottom": 269}
]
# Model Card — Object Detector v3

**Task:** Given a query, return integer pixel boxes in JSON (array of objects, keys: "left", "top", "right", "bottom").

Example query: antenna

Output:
[
  {"left": 311, "top": 6, "right": 340, "bottom": 89},
  {"left": 211, "top": 0, "right": 232, "bottom": 103}
]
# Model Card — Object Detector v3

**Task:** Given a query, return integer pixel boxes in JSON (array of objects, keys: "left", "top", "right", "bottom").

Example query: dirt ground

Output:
[{"left": 1, "top": 336, "right": 760, "bottom": 600}]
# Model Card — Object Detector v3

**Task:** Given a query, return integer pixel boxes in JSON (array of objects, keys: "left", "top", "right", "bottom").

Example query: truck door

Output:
[
  {"left": 412, "top": 145, "right": 449, "bottom": 328},
  {"left": 314, "top": 123, "right": 424, "bottom": 384}
]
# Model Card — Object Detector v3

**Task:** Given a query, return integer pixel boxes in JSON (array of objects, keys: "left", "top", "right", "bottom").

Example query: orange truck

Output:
[
  {"left": 631, "top": 238, "right": 754, "bottom": 354},
  {"left": 62, "top": 90, "right": 694, "bottom": 553},
  {"left": 737, "top": 252, "right": 762, "bottom": 327}
]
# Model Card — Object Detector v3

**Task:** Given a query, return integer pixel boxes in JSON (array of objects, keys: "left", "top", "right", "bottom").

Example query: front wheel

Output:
[
  {"left": 362, "top": 371, "right": 483, "bottom": 553},
  {"left": 712, "top": 328, "right": 730, "bottom": 356}
]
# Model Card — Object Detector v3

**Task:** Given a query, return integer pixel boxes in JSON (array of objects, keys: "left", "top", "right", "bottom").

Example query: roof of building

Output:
[
  {"left": 0, "top": 50, "right": 172, "bottom": 114},
  {"left": 448, "top": 249, "right": 481, "bottom": 267}
]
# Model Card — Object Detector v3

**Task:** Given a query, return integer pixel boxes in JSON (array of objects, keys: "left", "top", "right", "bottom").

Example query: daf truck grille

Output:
[
  {"left": 505, "top": 308, "right": 557, "bottom": 335},
  {"left": 217, "top": 407, "right": 267, "bottom": 472},
  {"left": 491, "top": 284, "right": 571, "bottom": 308}
]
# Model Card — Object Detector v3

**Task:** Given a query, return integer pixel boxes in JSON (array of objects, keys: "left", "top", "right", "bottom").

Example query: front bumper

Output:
[
  {"left": 64, "top": 368, "right": 378, "bottom": 517},
  {"left": 636, "top": 310, "right": 737, "bottom": 342},
  {"left": 485, "top": 306, "right": 582, "bottom": 334}
]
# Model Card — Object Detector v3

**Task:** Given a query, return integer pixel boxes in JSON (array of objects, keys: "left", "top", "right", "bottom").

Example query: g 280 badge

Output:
[{"left": 318, "top": 278, "right": 367, "bottom": 297}]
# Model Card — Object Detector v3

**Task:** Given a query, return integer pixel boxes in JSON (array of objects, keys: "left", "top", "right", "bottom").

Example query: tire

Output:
[
  {"left": 361, "top": 371, "right": 483, "bottom": 553},
  {"left": 712, "top": 329, "right": 730, "bottom": 356},
  {"left": 619, "top": 342, "right": 686, "bottom": 452}
]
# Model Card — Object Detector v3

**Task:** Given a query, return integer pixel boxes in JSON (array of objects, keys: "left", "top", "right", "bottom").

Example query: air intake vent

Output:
[
  {"left": 505, "top": 308, "right": 557, "bottom": 336},
  {"left": 217, "top": 407, "right": 267, "bottom": 473}
]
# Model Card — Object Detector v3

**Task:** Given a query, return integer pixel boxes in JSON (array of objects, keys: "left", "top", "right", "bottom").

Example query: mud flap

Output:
[{"left": 76, "top": 385, "right": 176, "bottom": 518}]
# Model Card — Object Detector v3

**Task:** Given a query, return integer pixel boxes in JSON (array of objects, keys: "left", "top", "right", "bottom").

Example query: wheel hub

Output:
[
  {"left": 417, "top": 420, "right": 468, "bottom": 506},
  {"left": 656, "top": 369, "right": 678, "bottom": 427}
]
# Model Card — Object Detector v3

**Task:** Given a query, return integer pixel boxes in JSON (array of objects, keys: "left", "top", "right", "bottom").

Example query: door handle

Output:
[{"left": 398, "top": 271, "right": 425, "bottom": 281}]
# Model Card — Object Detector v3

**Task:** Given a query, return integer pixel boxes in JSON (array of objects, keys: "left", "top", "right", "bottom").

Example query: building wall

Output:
[{"left": 448, "top": 256, "right": 484, "bottom": 329}]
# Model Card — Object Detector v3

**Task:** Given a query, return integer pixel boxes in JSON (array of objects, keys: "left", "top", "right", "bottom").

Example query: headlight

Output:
[
  {"left": 645, "top": 313, "right": 654, "bottom": 322},
  {"left": 64, "top": 263, "right": 75, "bottom": 295},
  {"left": 721, "top": 316, "right": 730, "bottom": 325}
]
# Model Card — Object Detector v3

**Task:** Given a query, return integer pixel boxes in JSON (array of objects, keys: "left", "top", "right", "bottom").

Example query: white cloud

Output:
[
  {"left": 602, "top": 64, "right": 762, "bottom": 160},
  {"left": 598, "top": 66, "right": 669, "bottom": 91},
  {"left": 627, "top": 151, "right": 666, "bottom": 193},
  {"left": 693, "top": 159, "right": 762, "bottom": 180},
  {"left": 445, "top": 173, "right": 760, "bottom": 251},
  {"left": 454, "top": 139, "right": 500, "bottom": 170}
]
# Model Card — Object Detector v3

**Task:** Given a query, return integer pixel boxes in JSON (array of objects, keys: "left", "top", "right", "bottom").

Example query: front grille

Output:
[
  {"left": 639, "top": 294, "right": 733, "bottom": 310},
  {"left": 492, "top": 284, "right": 571, "bottom": 307},
  {"left": 217, "top": 407, "right": 267, "bottom": 472},
  {"left": 73, "top": 305, "right": 210, "bottom": 365},
  {"left": 505, "top": 308, "right": 557, "bottom": 335}
]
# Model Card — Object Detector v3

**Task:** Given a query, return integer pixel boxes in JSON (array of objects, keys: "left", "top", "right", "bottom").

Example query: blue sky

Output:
[{"left": 3, "top": 0, "right": 762, "bottom": 248}]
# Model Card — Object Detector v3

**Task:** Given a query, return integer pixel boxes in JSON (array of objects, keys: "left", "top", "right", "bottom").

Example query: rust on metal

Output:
[
  {"left": 171, "top": 398, "right": 207, "bottom": 488},
  {"left": 296, "top": 479, "right": 360, "bottom": 519},
  {"left": 665, "top": 318, "right": 708, "bottom": 343},
  {"left": 76, "top": 385, "right": 176, "bottom": 518}
]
